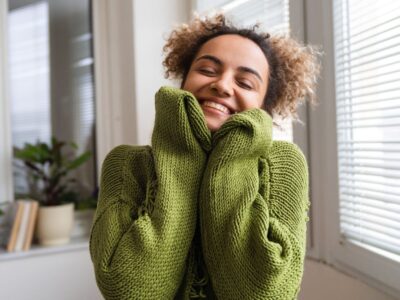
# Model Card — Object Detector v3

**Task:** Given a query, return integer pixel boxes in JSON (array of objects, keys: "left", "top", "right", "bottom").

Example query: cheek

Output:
[
  {"left": 257, "top": 94, "right": 266, "bottom": 109},
  {"left": 182, "top": 71, "right": 212, "bottom": 93},
  {"left": 249, "top": 85, "right": 268, "bottom": 110},
  {"left": 182, "top": 73, "right": 197, "bottom": 93},
  {"left": 240, "top": 92, "right": 265, "bottom": 110}
]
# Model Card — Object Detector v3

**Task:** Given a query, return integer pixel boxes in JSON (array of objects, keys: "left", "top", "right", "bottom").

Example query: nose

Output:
[{"left": 210, "top": 74, "right": 233, "bottom": 97}]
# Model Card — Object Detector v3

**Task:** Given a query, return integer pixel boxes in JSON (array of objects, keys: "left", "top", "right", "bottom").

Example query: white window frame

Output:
[
  {"left": 92, "top": 0, "right": 138, "bottom": 172},
  {"left": 305, "top": 0, "right": 400, "bottom": 298},
  {"left": 0, "top": 0, "right": 14, "bottom": 205}
]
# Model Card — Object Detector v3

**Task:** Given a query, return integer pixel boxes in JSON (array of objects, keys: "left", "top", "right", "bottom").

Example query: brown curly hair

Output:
[{"left": 163, "top": 14, "right": 321, "bottom": 121}]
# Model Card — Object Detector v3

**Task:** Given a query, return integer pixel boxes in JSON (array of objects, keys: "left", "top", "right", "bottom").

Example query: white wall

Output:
[
  {"left": 132, "top": 0, "right": 190, "bottom": 145},
  {"left": 93, "top": 0, "right": 189, "bottom": 167},
  {"left": 299, "top": 258, "right": 397, "bottom": 300},
  {"left": 0, "top": 249, "right": 102, "bottom": 300}
]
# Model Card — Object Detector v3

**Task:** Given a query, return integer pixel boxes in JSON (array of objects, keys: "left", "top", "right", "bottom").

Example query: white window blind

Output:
[
  {"left": 195, "top": 0, "right": 231, "bottom": 13},
  {"left": 194, "top": 0, "right": 292, "bottom": 142},
  {"left": 8, "top": 1, "right": 51, "bottom": 149},
  {"left": 333, "top": 0, "right": 400, "bottom": 259},
  {"left": 220, "top": 0, "right": 289, "bottom": 34}
]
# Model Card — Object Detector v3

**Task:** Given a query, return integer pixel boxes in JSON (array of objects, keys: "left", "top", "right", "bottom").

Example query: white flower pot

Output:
[
  {"left": 71, "top": 209, "right": 95, "bottom": 238},
  {"left": 35, "top": 203, "right": 75, "bottom": 246}
]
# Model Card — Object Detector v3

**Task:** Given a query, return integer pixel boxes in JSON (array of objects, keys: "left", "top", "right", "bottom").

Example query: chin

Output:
[
  {"left": 206, "top": 119, "right": 223, "bottom": 133},
  {"left": 202, "top": 109, "right": 230, "bottom": 133}
]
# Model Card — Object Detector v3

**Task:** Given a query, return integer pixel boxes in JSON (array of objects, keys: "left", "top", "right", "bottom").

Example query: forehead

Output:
[{"left": 194, "top": 34, "right": 269, "bottom": 73}]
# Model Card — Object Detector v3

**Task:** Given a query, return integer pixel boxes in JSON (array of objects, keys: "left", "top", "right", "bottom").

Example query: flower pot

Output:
[
  {"left": 35, "top": 203, "right": 75, "bottom": 246},
  {"left": 71, "top": 209, "right": 95, "bottom": 239}
]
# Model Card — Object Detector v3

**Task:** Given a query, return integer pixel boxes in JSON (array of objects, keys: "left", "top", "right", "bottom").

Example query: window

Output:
[
  {"left": 9, "top": 2, "right": 50, "bottom": 148},
  {"left": 8, "top": 2, "right": 51, "bottom": 195},
  {"left": 0, "top": 0, "right": 97, "bottom": 205},
  {"left": 332, "top": 0, "right": 400, "bottom": 294},
  {"left": 192, "top": 0, "right": 293, "bottom": 142}
]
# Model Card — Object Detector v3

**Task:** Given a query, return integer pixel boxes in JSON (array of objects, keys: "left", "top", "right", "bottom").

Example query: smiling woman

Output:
[
  {"left": 164, "top": 14, "right": 319, "bottom": 127},
  {"left": 89, "top": 13, "right": 320, "bottom": 300},
  {"left": 182, "top": 34, "right": 269, "bottom": 132}
]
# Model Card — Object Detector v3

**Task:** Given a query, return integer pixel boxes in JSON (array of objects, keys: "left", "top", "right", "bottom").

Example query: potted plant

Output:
[{"left": 13, "top": 136, "right": 93, "bottom": 246}]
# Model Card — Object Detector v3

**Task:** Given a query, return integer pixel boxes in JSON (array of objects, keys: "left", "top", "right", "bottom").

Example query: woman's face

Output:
[{"left": 182, "top": 34, "right": 269, "bottom": 132}]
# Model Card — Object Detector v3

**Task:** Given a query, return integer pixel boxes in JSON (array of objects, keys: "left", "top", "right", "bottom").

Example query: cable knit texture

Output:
[{"left": 89, "top": 86, "right": 310, "bottom": 300}]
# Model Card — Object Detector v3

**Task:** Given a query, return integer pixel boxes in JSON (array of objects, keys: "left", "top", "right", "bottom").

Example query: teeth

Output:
[{"left": 203, "top": 101, "right": 230, "bottom": 114}]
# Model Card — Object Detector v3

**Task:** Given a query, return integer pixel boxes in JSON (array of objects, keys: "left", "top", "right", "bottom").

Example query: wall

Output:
[
  {"left": 93, "top": 0, "right": 190, "bottom": 166},
  {"left": 132, "top": 0, "right": 190, "bottom": 145},
  {"left": 0, "top": 249, "right": 102, "bottom": 300},
  {"left": 299, "top": 258, "right": 397, "bottom": 300}
]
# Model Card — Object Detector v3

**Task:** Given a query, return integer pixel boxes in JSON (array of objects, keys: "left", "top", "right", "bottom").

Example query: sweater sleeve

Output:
[
  {"left": 199, "top": 109, "right": 310, "bottom": 300},
  {"left": 89, "top": 86, "right": 211, "bottom": 300}
]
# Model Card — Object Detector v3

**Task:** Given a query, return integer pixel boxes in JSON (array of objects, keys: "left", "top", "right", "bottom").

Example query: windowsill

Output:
[{"left": 0, "top": 236, "right": 89, "bottom": 262}]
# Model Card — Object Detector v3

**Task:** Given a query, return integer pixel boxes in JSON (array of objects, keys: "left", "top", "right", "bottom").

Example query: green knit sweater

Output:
[{"left": 89, "top": 86, "right": 310, "bottom": 300}]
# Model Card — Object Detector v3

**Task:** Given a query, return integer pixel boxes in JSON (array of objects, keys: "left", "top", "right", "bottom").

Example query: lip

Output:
[
  {"left": 198, "top": 97, "right": 235, "bottom": 114},
  {"left": 201, "top": 104, "right": 231, "bottom": 117}
]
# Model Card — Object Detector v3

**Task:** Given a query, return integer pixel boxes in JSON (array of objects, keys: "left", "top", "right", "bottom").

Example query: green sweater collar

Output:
[{"left": 153, "top": 86, "right": 273, "bottom": 153}]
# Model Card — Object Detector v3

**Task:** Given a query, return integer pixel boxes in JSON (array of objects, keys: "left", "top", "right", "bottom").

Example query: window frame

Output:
[
  {"left": 305, "top": 0, "right": 400, "bottom": 298},
  {"left": 0, "top": 0, "right": 14, "bottom": 206},
  {"left": 92, "top": 0, "right": 138, "bottom": 174},
  {"left": 0, "top": 0, "right": 119, "bottom": 204}
]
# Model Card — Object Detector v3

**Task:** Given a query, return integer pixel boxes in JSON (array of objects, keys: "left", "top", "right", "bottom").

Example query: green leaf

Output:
[
  {"left": 37, "top": 142, "right": 52, "bottom": 163},
  {"left": 13, "top": 136, "right": 93, "bottom": 206},
  {"left": 14, "top": 141, "right": 52, "bottom": 165},
  {"left": 58, "top": 190, "right": 80, "bottom": 204},
  {"left": 66, "top": 151, "right": 91, "bottom": 170},
  {"left": 14, "top": 144, "right": 40, "bottom": 162},
  {"left": 75, "top": 196, "right": 98, "bottom": 210}
]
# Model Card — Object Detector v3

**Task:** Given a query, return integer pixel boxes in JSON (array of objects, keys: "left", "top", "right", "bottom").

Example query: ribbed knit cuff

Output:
[
  {"left": 152, "top": 86, "right": 211, "bottom": 154},
  {"left": 210, "top": 108, "right": 273, "bottom": 161}
]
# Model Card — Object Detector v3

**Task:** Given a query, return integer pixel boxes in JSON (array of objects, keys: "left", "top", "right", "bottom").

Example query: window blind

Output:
[
  {"left": 195, "top": 0, "right": 231, "bottom": 13},
  {"left": 333, "top": 0, "right": 400, "bottom": 257},
  {"left": 195, "top": 0, "right": 292, "bottom": 141},
  {"left": 220, "top": 0, "right": 289, "bottom": 33},
  {"left": 8, "top": 1, "right": 51, "bottom": 149},
  {"left": 8, "top": 2, "right": 51, "bottom": 195}
]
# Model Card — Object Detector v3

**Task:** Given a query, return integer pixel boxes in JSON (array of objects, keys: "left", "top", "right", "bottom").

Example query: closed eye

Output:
[
  {"left": 198, "top": 68, "right": 216, "bottom": 76},
  {"left": 238, "top": 80, "right": 253, "bottom": 90}
]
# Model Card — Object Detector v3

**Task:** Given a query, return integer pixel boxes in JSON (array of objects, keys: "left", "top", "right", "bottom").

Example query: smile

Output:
[{"left": 202, "top": 101, "right": 231, "bottom": 115}]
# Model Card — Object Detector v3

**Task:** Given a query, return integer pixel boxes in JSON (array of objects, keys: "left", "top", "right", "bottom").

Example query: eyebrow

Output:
[{"left": 195, "top": 54, "right": 264, "bottom": 83}]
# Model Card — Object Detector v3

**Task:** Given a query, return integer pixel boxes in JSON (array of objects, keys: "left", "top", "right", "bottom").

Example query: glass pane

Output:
[
  {"left": 333, "top": 0, "right": 400, "bottom": 258},
  {"left": 7, "top": 0, "right": 97, "bottom": 207}
]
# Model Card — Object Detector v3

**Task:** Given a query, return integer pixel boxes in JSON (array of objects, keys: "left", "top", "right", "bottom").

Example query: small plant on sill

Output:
[{"left": 13, "top": 136, "right": 96, "bottom": 208}]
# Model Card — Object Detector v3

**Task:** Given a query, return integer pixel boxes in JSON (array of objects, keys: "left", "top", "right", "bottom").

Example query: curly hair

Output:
[{"left": 162, "top": 14, "right": 321, "bottom": 121}]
